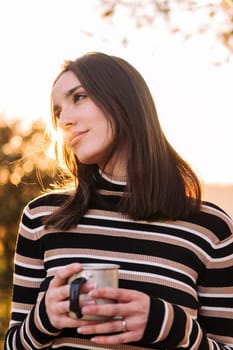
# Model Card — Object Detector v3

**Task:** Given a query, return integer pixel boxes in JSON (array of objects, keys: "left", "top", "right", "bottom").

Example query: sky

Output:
[{"left": 0, "top": 0, "right": 232, "bottom": 184}]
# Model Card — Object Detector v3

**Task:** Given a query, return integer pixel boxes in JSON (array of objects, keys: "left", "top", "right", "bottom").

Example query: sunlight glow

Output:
[{"left": 0, "top": 0, "right": 232, "bottom": 184}]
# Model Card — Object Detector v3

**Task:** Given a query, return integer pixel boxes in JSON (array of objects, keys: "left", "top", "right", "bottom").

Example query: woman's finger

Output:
[
  {"left": 77, "top": 318, "right": 143, "bottom": 344},
  {"left": 89, "top": 287, "right": 144, "bottom": 303},
  {"left": 50, "top": 263, "right": 82, "bottom": 287}
]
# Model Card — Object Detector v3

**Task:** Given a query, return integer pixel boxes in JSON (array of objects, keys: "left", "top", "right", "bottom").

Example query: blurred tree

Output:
[
  {"left": 0, "top": 117, "right": 59, "bottom": 346},
  {"left": 97, "top": 0, "right": 233, "bottom": 62}
]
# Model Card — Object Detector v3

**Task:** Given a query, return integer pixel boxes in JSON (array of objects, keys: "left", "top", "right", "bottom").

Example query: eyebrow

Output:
[{"left": 65, "top": 84, "right": 82, "bottom": 97}]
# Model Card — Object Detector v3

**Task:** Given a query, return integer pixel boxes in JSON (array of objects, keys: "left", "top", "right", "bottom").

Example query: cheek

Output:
[{"left": 102, "top": 123, "right": 115, "bottom": 147}]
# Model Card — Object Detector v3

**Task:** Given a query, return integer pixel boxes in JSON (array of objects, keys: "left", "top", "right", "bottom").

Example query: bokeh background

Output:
[{"left": 1, "top": 0, "right": 233, "bottom": 347}]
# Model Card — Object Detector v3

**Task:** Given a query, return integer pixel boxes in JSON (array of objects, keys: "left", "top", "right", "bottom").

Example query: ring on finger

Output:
[{"left": 122, "top": 319, "right": 127, "bottom": 332}]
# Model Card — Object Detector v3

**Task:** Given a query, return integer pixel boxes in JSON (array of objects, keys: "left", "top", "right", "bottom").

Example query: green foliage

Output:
[{"left": 0, "top": 116, "right": 59, "bottom": 345}]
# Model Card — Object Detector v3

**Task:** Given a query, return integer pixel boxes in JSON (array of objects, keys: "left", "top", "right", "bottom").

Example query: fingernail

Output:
[{"left": 88, "top": 289, "right": 97, "bottom": 297}]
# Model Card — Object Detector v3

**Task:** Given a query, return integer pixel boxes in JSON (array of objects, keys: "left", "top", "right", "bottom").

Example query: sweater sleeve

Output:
[
  {"left": 141, "top": 211, "right": 233, "bottom": 350},
  {"left": 4, "top": 203, "right": 61, "bottom": 350}
]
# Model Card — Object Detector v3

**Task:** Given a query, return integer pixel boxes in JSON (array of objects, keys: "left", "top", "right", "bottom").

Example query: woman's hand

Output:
[
  {"left": 45, "top": 263, "right": 96, "bottom": 329},
  {"left": 77, "top": 287, "right": 150, "bottom": 345}
]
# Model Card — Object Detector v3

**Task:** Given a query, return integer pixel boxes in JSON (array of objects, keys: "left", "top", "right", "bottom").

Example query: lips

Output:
[{"left": 70, "top": 131, "right": 88, "bottom": 147}]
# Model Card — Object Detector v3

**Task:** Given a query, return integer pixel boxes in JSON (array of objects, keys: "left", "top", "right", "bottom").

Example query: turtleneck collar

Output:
[{"left": 98, "top": 168, "right": 127, "bottom": 186}]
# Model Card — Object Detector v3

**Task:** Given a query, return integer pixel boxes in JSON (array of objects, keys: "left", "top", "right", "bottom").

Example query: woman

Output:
[{"left": 4, "top": 52, "right": 233, "bottom": 349}]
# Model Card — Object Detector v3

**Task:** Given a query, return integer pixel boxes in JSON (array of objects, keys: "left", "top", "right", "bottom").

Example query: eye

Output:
[{"left": 72, "top": 92, "right": 87, "bottom": 104}]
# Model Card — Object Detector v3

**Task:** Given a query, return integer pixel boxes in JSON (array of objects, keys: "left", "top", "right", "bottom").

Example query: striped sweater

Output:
[{"left": 4, "top": 173, "right": 233, "bottom": 350}]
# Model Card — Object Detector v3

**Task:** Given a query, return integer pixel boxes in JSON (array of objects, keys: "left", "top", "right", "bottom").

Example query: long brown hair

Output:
[{"left": 44, "top": 52, "right": 202, "bottom": 229}]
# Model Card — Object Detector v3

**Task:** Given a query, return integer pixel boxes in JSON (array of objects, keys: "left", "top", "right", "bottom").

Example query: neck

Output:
[{"left": 99, "top": 154, "right": 128, "bottom": 182}]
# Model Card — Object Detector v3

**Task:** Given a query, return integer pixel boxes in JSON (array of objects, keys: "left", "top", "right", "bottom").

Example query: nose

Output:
[{"left": 57, "top": 108, "right": 77, "bottom": 129}]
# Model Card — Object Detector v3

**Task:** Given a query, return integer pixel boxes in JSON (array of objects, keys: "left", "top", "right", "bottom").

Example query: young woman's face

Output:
[{"left": 51, "top": 71, "right": 114, "bottom": 166}]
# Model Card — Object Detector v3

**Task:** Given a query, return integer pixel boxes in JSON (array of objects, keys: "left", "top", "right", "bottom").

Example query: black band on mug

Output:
[{"left": 69, "top": 277, "right": 87, "bottom": 318}]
